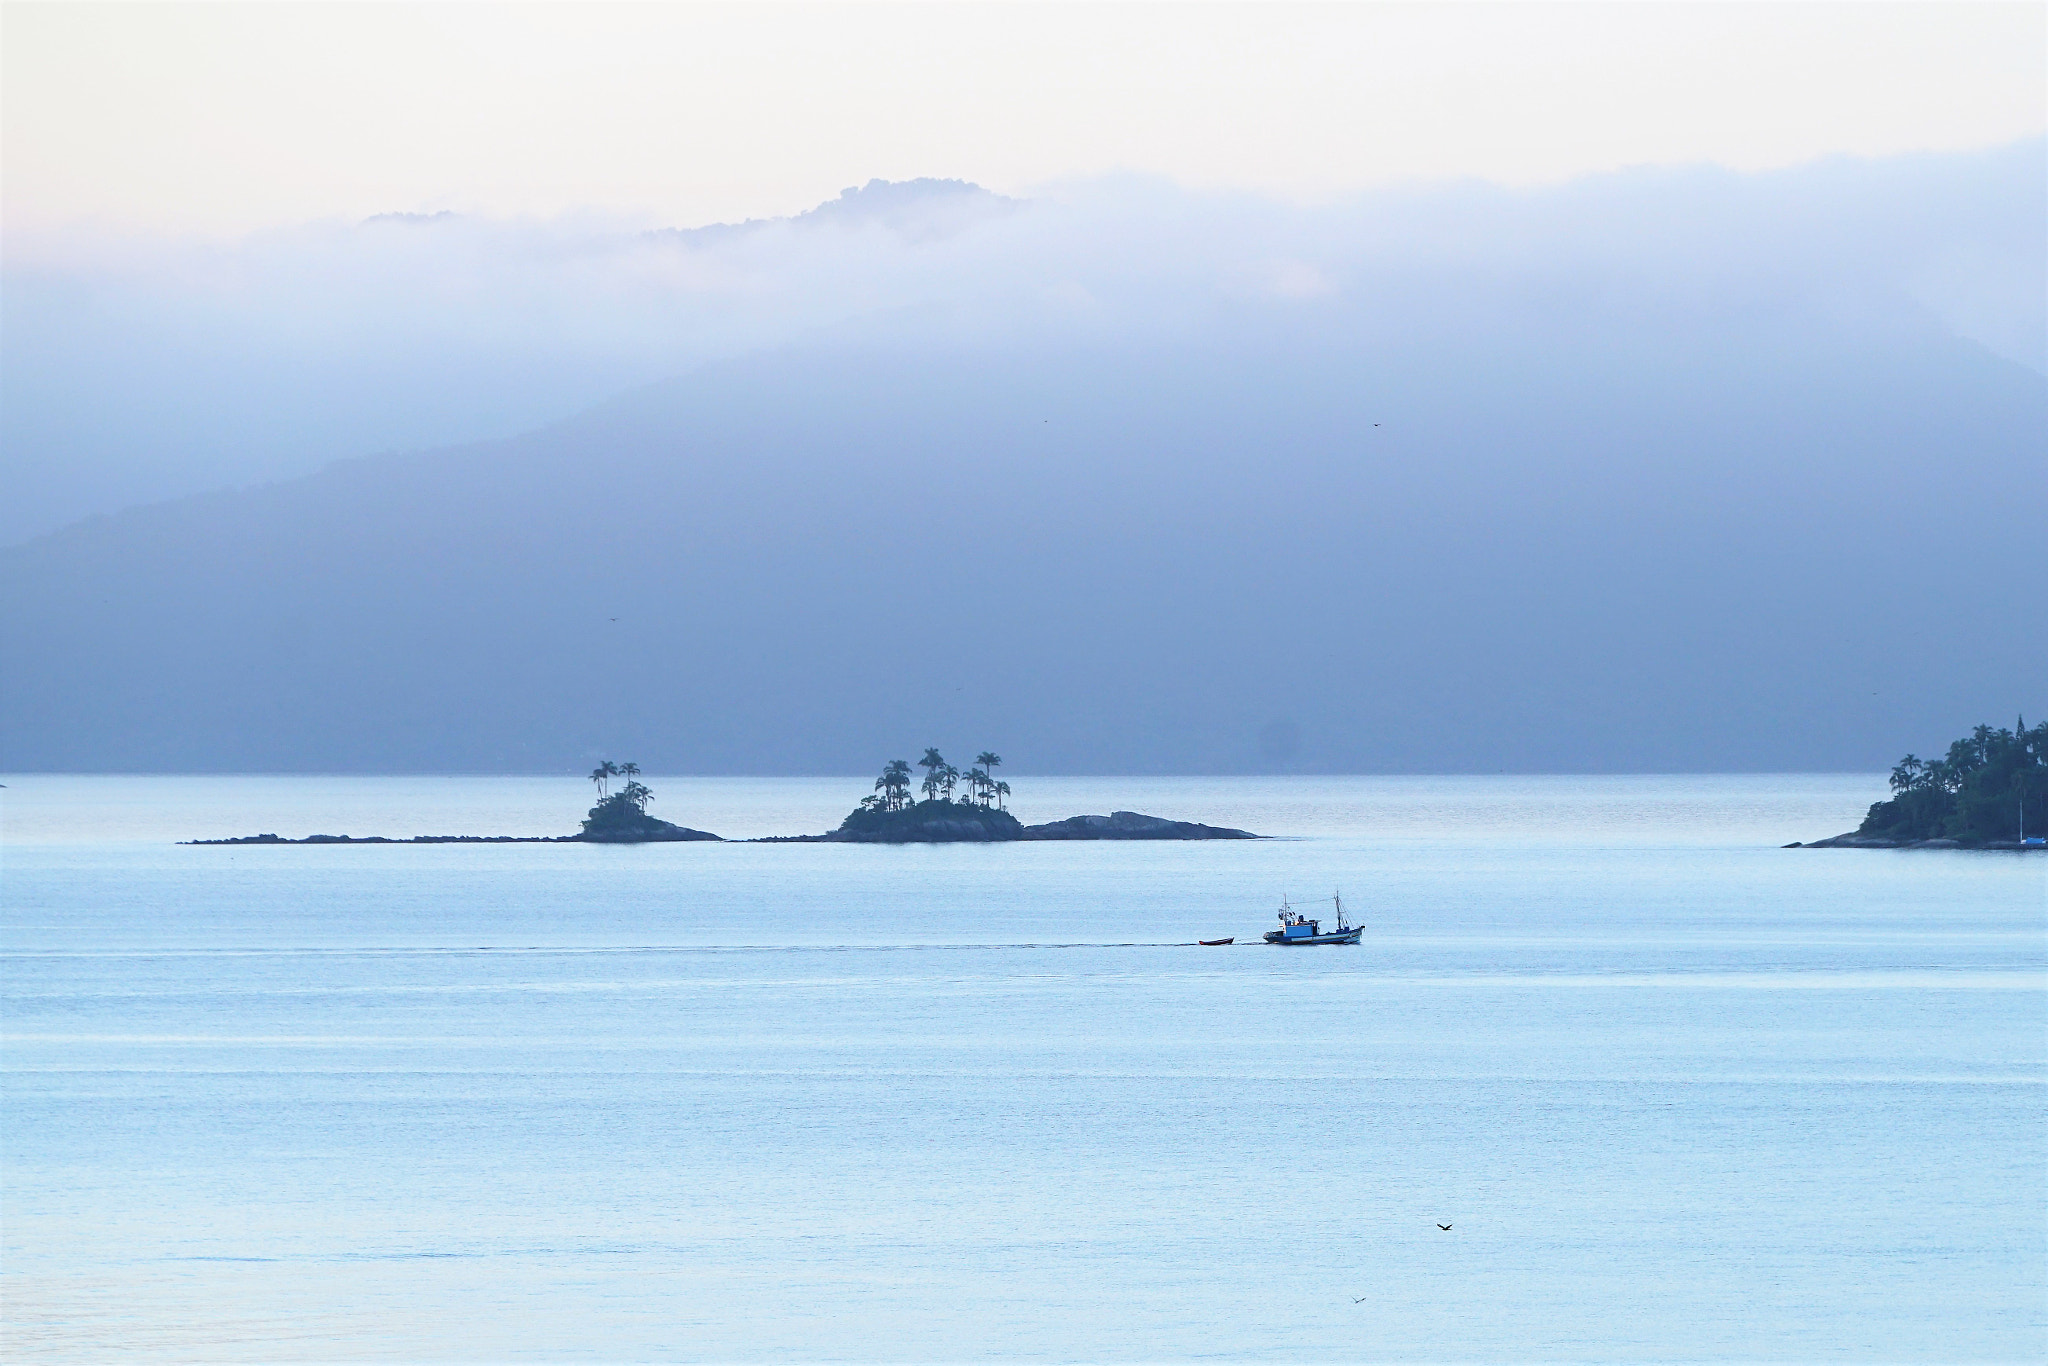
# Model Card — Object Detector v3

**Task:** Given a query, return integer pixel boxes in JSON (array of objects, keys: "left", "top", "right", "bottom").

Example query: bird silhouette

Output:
[
  {"left": 1353, "top": 1295, "right": 1368, "bottom": 1303},
  {"left": 1437, "top": 1223, "right": 1452, "bottom": 1231}
]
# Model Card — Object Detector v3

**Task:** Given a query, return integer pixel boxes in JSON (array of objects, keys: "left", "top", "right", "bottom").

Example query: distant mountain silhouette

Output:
[
  {"left": 3, "top": 277, "right": 2039, "bottom": 773},
  {"left": 9, "top": 144, "right": 2037, "bottom": 551},
  {"left": 655, "top": 177, "right": 1017, "bottom": 247}
]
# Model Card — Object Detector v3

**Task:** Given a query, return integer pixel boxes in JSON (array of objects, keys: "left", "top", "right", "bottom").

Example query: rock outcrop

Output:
[
  {"left": 1021, "top": 810, "right": 1256, "bottom": 840},
  {"left": 575, "top": 813, "right": 722, "bottom": 843}
]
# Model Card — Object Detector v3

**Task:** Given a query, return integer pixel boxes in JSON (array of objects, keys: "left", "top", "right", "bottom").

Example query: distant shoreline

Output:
[
  {"left": 188, "top": 833, "right": 606, "bottom": 846},
  {"left": 183, "top": 810, "right": 1261, "bottom": 846}
]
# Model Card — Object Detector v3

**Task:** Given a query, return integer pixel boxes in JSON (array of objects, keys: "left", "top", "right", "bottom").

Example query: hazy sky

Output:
[
  {"left": 6, "top": 151, "right": 2042, "bottom": 773},
  {"left": 3, "top": 3, "right": 2043, "bottom": 774},
  {"left": 5, "top": 2, "right": 2043, "bottom": 246}
]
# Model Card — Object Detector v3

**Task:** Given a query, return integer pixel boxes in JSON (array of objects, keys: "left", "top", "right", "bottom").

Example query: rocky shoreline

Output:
[
  {"left": 187, "top": 825, "right": 721, "bottom": 846},
  {"left": 1786, "top": 833, "right": 2044, "bottom": 850}
]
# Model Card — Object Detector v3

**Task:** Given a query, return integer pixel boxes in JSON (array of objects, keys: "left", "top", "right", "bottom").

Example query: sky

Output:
[{"left": 5, "top": 2, "right": 2044, "bottom": 247}]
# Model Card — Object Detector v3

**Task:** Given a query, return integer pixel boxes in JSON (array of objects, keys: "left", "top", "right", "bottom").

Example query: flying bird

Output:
[
  {"left": 1437, "top": 1224, "right": 1452, "bottom": 1231},
  {"left": 1353, "top": 1295, "right": 1368, "bottom": 1303}
]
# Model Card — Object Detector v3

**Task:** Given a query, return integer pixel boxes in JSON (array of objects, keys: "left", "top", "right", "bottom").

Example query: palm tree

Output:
[
  {"left": 994, "top": 780, "right": 1010, "bottom": 810},
  {"left": 975, "top": 752, "right": 1002, "bottom": 807},
  {"left": 939, "top": 763, "right": 960, "bottom": 801},
  {"left": 876, "top": 759, "right": 913, "bottom": 811},
  {"left": 919, "top": 748, "right": 947, "bottom": 803},
  {"left": 589, "top": 760, "right": 620, "bottom": 798},
  {"left": 619, "top": 762, "right": 641, "bottom": 787}
]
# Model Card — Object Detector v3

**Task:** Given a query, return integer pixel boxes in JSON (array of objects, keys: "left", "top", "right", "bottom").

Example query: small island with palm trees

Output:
[
  {"left": 184, "top": 749, "right": 1257, "bottom": 844},
  {"left": 769, "top": 748, "right": 1256, "bottom": 842},
  {"left": 578, "top": 760, "right": 722, "bottom": 841},
  {"left": 821, "top": 749, "right": 1025, "bottom": 842}
]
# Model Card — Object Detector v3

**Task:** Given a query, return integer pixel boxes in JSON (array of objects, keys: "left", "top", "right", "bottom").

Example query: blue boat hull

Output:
[{"left": 1263, "top": 927, "right": 1362, "bottom": 945}]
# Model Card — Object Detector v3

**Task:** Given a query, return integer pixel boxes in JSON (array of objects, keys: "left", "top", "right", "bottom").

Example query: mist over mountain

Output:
[
  {"left": 2, "top": 147, "right": 2042, "bottom": 774},
  {"left": 5, "top": 145, "right": 2040, "bottom": 546},
  {"left": 0, "top": 177, "right": 1023, "bottom": 543}
]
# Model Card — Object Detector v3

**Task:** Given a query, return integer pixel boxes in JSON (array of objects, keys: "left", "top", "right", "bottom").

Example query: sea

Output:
[{"left": 2, "top": 774, "right": 2043, "bottom": 1363}]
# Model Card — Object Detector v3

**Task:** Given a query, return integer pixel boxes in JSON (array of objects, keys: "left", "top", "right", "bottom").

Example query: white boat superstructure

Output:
[{"left": 1263, "top": 891, "right": 1362, "bottom": 945}]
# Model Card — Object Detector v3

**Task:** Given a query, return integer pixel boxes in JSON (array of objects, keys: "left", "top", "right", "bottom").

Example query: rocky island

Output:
[
  {"left": 186, "top": 750, "right": 1259, "bottom": 845},
  {"left": 1790, "top": 718, "right": 2046, "bottom": 850},
  {"left": 758, "top": 751, "right": 1254, "bottom": 841}
]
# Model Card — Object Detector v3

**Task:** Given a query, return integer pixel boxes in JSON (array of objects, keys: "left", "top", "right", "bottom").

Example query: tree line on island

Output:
[
  {"left": 582, "top": 759, "right": 670, "bottom": 837},
  {"left": 1851, "top": 717, "right": 2047, "bottom": 845},
  {"left": 861, "top": 749, "right": 1008, "bottom": 813},
  {"left": 839, "top": 748, "right": 1023, "bottom": 838}
]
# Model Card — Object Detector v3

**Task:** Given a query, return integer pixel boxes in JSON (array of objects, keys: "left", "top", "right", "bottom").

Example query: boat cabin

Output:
[{"left": 1275, "top": 911, "right": 1323, "bottom": 940}]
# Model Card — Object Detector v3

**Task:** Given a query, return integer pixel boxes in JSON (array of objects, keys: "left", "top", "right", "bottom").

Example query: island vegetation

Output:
[
  {"left": 1797, "top": 718, "right": 2047, "bottom": 848},
  {"left": 832, "top": 749, "right": 1025, "bottom": 841},
  {"left": 1857, "top": 719, "right": 2047, "bottom": 844}
]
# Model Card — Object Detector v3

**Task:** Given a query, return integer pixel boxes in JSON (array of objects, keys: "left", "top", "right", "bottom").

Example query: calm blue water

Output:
[{"left": 3, "top": 775, "right": 2043, "bottom": 1362}]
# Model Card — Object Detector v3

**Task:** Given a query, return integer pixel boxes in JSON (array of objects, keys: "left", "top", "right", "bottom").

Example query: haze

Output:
[
  {"left": 1, "top": 3, "right": 2042, "bottom": 775},
  {"left": 7, "top": 3, "right": 2043, "bottom": 241}
]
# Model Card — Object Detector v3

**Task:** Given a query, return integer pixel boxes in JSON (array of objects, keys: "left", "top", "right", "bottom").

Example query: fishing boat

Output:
[
  {"left": 1198, "top": 937, "right": 1235, "bottom": 946},
  {"left": 1262, "top": 893, "right": 1362, "bottom": 945}
]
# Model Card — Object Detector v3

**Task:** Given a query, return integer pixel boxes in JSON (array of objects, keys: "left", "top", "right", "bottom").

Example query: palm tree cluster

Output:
[
  {"left": 1862, "top": 717, "right": 2047, "bottom": 842},
  {"left": 862, "top": 749, "right": 1008, "bottom": 812},
  {"left": 588, "top": 759, "right": 653, "bottom": 814}
]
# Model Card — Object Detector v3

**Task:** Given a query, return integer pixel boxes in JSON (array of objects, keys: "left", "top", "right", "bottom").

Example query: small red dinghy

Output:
[{"left": 1198, "top": 937, "right": 1235, "bottom": 946}]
